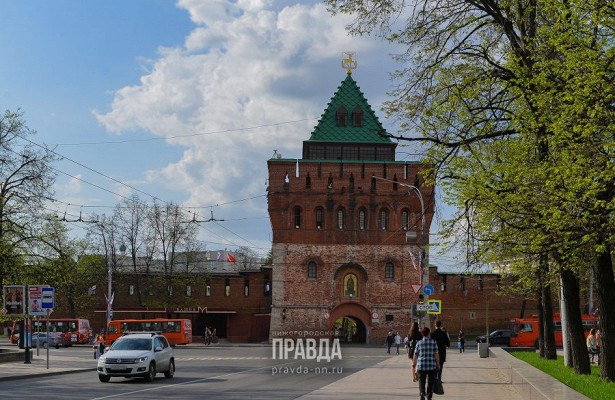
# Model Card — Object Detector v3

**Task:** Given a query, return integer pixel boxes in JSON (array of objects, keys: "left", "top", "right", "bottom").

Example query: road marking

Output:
[{"left": 88, "top": 361, "right": 300, "bottom": 400}]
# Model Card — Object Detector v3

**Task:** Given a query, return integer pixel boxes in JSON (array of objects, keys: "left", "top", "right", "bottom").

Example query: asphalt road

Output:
[{"left": 1, "top": 344, "right": 392, "bottom": 399}]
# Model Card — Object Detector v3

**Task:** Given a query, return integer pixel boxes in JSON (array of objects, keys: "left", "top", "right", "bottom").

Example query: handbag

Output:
[{"left": 433, "top": 378, "right": 444, "bottom": 395}]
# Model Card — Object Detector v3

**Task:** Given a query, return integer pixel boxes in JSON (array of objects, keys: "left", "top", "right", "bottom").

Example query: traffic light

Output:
[{"left": 418, "top": 294, "right": 425, "bottom": 304}]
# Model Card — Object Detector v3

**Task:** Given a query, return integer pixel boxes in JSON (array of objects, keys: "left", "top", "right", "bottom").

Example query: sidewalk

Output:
[
  {"left": 0, "top": 349, "right": 95, "bottom": 382},
  {"left": 297, "top": 349, "right": 524, "bottom": 400}
]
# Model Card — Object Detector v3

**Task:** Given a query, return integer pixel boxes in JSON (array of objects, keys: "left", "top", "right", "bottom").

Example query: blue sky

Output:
[{"left": 0, "top": 0, "right": 463, "bottom": 270}]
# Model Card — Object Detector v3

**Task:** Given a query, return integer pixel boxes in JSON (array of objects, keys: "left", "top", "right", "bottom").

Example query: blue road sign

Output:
[
  {"left": 423, "top": 284, "right": 434, "bottom": 296},
  {"left": 41, "top": 287, "right": 54, "bottom": 310}
]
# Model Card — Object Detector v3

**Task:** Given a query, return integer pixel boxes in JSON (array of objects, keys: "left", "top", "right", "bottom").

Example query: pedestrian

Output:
[
  {"left": 385, "top": 330, "right": 394, "bottom": 354},
  {"left": 412, "top": 327, "right": 440, "bottom": 400},
  {"left": 430, "top": 320, "right": 450, "bottom": 381},
  {"left": 587, "top": 327, "right": 599, "bottom": 364},
  {"left": 458, "top": 330, "right": 465, "bottom": 353},
  {"left": 395, "top": 331, "right": 402, "bottom": 355},
  {"left": 93, "top": 334, "right": 105, "bottom": 359},
  {"left": 204, "top": 326, "right": 212, "bottom": 345},
  {"left": 407, "top": 322, "right": 423, "bottom": 359}
]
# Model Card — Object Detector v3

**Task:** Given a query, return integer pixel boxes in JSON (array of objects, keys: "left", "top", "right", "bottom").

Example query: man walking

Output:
[
  {"left": 395, "top": 331, "right": 402, "bottom": 355},
  {"left": 430, "top": 320, "right": 450, "bottom": 381},
  {"left": 385, "top": 330, "right": 394, "bottom": 354},
  {"left": 412, "top": 327, "right": 440, "bottom": 400}
]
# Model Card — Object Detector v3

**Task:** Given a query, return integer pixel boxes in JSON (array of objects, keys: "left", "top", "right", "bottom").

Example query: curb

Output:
[{"left": 0, "top": 367, "right": 95, "bottom": 382}]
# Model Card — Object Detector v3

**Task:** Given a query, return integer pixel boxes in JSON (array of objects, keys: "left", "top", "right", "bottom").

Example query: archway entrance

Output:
[{"left": 333, "top": 316, "right": 367, "bottom": 343}]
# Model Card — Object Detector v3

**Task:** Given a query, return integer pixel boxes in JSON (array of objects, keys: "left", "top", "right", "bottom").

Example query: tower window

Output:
[
  {"left": 380, "top": 210, "right": 388, "bottom": 230},
  {"left": 316, "top": 207, "right": 324, "bottom": 229},
  {"left": 402, "top": 210, "right": 409, "bottom": 231},
  {"left": 308, "top": 261, "right": 317, "bottom": 278},
  {"left": 336, "top": 106, "right": 348, "bottom": 126},
  {"left": 385, "top": 262, "right": 394, "bottom": 280},
  {"left": 352, "top": 106, "right": 363, "bottom": 127},
  {"left": 359, "top": 209, "right": 366, "bottom": 230},
  {"left": 294, "top": 207, "right": 302, "bottom": 229},
  {"left": 337, "top": 209, "right": 344, "bottom": 229},
  {"left": 306, "top": 173, "right": 311, "bottom": 189}
]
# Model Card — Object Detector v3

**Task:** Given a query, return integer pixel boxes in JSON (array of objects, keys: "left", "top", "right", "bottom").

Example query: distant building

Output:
[{"left": 90, "top": 250, "right": 272, "bottom": 343}]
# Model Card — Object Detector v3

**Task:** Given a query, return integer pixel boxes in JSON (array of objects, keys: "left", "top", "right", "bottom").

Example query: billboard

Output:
[{"left": 3, "top": 285, "right": 25, "bottom": 316}]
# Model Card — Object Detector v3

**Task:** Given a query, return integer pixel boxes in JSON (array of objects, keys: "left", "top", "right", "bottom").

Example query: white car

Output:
[{"left": 97, "top": 332, "right": 175, "bottom": 383}]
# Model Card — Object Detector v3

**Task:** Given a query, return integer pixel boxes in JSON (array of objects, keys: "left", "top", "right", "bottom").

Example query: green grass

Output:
[{"left": 512, "top": 352, "right": 615, "bottom": 400}]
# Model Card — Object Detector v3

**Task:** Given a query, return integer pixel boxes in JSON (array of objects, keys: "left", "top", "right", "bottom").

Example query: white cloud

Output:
[{"left": 94, "top": 1, "right": 397, "bottom": 254}]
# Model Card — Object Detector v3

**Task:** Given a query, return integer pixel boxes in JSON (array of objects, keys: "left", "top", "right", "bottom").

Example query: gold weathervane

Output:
[{"left": 342, "top": 52, "right": 357, "bottom": 74}]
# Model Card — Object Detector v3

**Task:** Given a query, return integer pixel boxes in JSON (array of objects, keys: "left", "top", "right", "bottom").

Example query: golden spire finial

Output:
[{"left": 341, "top": 52, "right": 357, "bottom": 75}]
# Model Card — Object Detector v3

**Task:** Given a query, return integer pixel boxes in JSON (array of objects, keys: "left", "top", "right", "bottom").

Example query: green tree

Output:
[
  {"left": 328, "top": 0, "right": 615, "bottom": 378},
  {"left": 0, "top": 109, "right": 57, "bottom": 286}
]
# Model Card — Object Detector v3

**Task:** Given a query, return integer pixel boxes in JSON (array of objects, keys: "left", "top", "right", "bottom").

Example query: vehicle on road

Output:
[
  {"left": 510, "top": 313, "right": 598, "bottom": 347},
  {"left": 97, "top": 332, "right": 175, "bottom": 383},
  {"left": 475, "top": 329, "right": 513, "bottom": 346},
  {"left": 105, "top": 318, "right": 192, "bottom": 346},
  {"left": 32, "top": 332, "right": 69, "bottom": 349},
  {"left": 11, "top": 318, "right": 91, "bottom": 345}
]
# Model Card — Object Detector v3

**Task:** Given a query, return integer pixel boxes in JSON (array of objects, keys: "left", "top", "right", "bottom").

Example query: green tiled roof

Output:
[{"left": 308, "top": 74, "right": 391, "bottom": 144}]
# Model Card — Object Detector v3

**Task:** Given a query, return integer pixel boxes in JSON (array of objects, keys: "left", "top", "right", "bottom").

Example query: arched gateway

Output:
[{"left": 330, "top": 303, "right": 371, "bottom": 344}]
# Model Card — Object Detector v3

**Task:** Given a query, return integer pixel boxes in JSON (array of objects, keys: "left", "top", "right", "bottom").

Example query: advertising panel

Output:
[{"left": 3, "top": 285, "right": 25, "bottom": 316}]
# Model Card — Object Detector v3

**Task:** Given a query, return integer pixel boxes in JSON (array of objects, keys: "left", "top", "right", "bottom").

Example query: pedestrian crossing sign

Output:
[{"left": 426, "top": 299, "right": 441, "bottom": 315}]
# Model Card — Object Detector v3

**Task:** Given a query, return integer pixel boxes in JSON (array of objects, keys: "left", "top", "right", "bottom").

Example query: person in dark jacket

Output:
[
  {"left": 385, "top": 330, "right": 394, "bottom": 354},
  {"left": 430, "top": 320, "right": 450, "bottom": 381}
]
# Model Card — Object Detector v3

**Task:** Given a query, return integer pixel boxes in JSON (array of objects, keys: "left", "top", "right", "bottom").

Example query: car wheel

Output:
[
  {"left": 145, "top": 362, "right": 156, "bottom": 382},
  {"left": 534, "top": 340, "right": 539, "bottom": 349},
  {"left": 55, "top": 344, "right": 60, "bottom": 349},
  {"left": 42, "top": 342, "right": 48, "bottom": 349},
  {"left": 164, "top": 359, "right": 175, "bottom": 379},
  {"left": 98, "top": 374, "right": 111, "bottom": 383}
]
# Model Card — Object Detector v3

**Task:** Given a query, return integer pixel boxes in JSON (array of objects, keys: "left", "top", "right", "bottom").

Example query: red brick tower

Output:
[{"left": 267, "top": 69, "right": 434, "bottom": 344}]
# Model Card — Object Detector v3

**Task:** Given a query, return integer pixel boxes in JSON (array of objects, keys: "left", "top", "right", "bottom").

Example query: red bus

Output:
[
  {"left": 510, "top": 313, "right": 598, "bottom": 347},
  {"left": 11, "top": 318, "right": 92, "bottom": 345},
  {"left": 105, "top": 319, "right": 192, "bottom": 346}
]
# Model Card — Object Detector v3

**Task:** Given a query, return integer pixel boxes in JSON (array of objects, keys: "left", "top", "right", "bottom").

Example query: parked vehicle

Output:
[
  {"left": 475, "top": 330, "right": 513, "bottom": 346},
  {"left": 32, "top": 332, "right": 69, "bottom": 349},
  {"left": 97, "top": 332, "right": 175, "bottom": 383}
]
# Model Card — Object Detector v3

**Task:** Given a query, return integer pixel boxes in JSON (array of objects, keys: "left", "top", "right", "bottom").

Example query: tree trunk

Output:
[
  {"left": 560, "top": 268, "right": 591, "bottom": 374},
  {"left": 537, "top": 282, "right": 545, "bottom": 357},
  {"left": 542, "top": 280, "right": 557, "bottom": 359},
  {"left": 594, "top": 244, "right": 615, "bottom": 381}
]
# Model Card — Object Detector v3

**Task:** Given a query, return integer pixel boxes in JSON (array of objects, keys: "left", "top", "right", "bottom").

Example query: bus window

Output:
[{"left": 520, "top": 323, "right": 533, "bottom": 333}]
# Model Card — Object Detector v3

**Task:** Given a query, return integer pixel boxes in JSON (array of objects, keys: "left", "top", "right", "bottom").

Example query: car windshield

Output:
[{"left": 111, "top": 338, "right": 152, "bottom": 351}]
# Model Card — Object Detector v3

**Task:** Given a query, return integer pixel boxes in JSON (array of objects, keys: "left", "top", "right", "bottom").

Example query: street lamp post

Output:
[
  {"left": 373, "top": 176, "right": 427, "bottom": 324},
  {"left": 373, "top": 176, "right": 426, "bottom": 282},
  {"left": 106, "top": 244, "right": 126, "bottom": 333}
]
